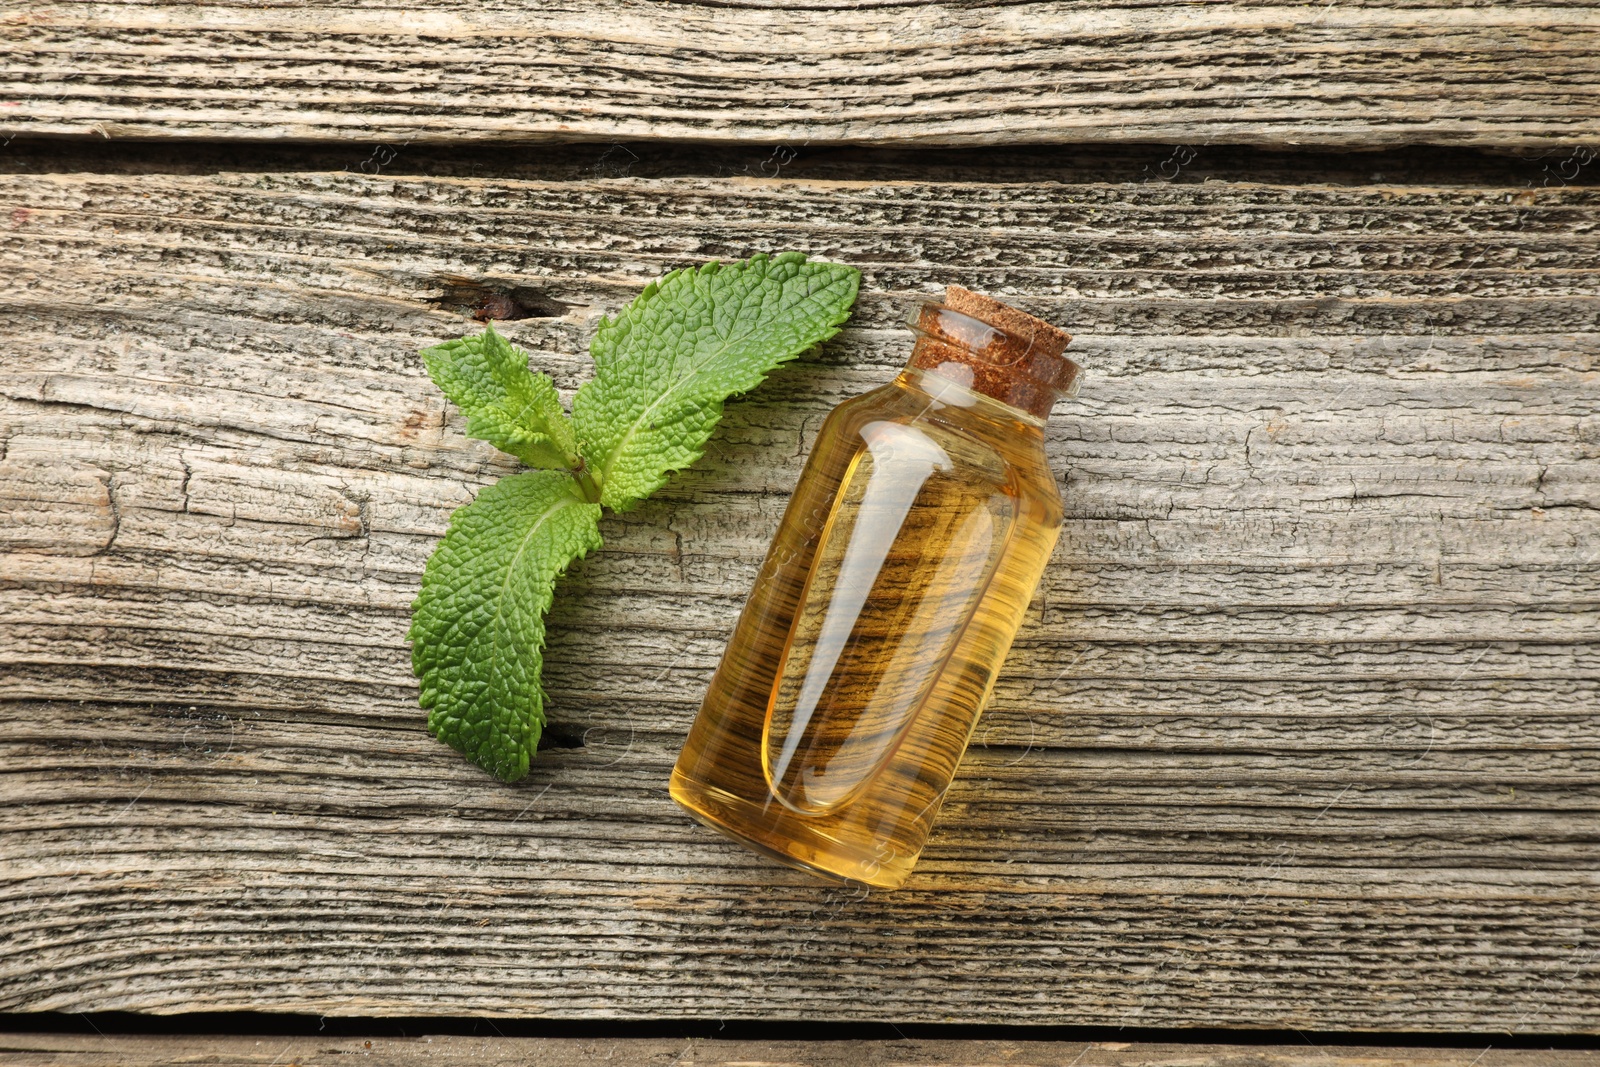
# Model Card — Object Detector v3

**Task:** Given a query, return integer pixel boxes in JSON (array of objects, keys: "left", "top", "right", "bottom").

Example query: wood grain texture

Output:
[
  {"left": 1, "top": 163, "right": 1598, "bottom": 1029},
  {"left": 5, "top": 2, "right": 1600, "bottom": 148},
  {"left": 4, "top": 1035, "right": 1599, "bottom": 1067}
]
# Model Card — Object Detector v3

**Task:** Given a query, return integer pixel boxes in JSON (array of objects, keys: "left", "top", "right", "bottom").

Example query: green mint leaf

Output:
[
  {"left": 572, "top": 252, "right": 859, "bottom": 511},
  {"left": 409, "top": 469, "right": 603, "bottom": 782},
  {"left": 422, "top": 323, "right": 580, "bottom": 470}
]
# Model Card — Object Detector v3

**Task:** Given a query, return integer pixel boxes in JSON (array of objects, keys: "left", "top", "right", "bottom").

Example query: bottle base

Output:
[{"left": 668, "top": 770, "right": 913, "bottom": 891}]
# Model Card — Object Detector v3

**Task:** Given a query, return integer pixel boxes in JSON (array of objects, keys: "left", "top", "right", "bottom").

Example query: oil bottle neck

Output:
[{"left": 899, "top": 367, "right": 1045, "bottom": 433}]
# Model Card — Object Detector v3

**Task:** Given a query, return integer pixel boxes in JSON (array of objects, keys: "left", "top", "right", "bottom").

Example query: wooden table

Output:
[{"left": 3, "top": 3, "right": 1599, "bottom": 1063}]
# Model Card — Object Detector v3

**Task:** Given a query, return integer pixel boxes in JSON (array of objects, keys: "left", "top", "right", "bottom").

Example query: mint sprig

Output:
[{"left": 410, "top": 252, "right": 861, "bottom": 781}]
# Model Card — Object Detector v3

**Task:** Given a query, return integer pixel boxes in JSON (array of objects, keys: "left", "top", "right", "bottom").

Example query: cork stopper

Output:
[{"left": 906, "top": 286, "right": 1079, "bottom": 419}]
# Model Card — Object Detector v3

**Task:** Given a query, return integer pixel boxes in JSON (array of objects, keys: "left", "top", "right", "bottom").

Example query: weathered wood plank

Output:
[
  {"left": 2, "top": 1035, "right": 1598, "bottom": 1067},
  {"left": 4, "top": 2, "right": 1600, "bottom": 148},
  {"left": 1, "top": 165, "right": 1598, "bottom": 1028}
]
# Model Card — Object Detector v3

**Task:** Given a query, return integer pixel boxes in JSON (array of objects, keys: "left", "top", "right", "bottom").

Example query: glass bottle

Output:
[{"left": 670, "top": 286, "right": 1081, "bottom": 889}]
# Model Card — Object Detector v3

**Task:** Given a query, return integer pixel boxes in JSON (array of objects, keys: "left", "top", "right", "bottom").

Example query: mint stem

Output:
[{"left": 571, "top": 462, "right": 603, "bottom": 505}]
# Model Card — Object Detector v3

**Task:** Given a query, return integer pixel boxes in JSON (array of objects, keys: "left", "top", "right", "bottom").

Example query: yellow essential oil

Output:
[{"left": 671, "top": 286, "right": 1081, "bottom": 889}]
